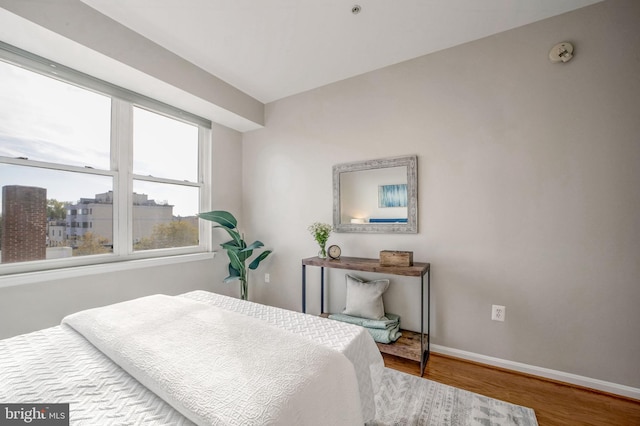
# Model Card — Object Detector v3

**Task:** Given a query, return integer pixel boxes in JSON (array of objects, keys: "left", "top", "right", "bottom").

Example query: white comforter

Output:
[
  {"left": 62, "top": 294, "right": 363, "bottom": 426},
  {"left": 181, "top": 290, "right": 383, "bottom": 421}
]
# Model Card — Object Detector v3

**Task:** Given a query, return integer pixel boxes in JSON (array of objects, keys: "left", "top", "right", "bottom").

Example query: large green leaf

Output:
[
  {"left": 243, "top": 240, "right": 264, "bottom": 251},
  {"left": 223, "top": 264, "right": 241, "bottom": 283},
  {"left": 227, "top": 249, "right": 245, "bottom": 276},
  {"left": 223, "top": 243, "right": 250, "bottom": 264},
  {"left": 249, "top": 250, "right": 272, "bottom": 270},
  {"left": 198, "top": 210, "right": 237, "bottom": 229},
  {"left": 221, "top": 239, "right": 243, "bottom": 250},
  {"left": 214, "top": 226, "right": 242, "bottom": 247},
  {"left": 237, "top": 249, "right": 252, "bottom": 263}
]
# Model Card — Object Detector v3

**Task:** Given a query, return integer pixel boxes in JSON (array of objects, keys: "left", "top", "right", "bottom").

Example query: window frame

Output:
[{"left": 0, "top": 42, "right": 213, "bottom": 279}]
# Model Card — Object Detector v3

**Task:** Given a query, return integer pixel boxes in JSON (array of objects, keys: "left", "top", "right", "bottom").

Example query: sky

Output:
[{"left": 0, "top": 59, "right": 200, "bottom": 217}]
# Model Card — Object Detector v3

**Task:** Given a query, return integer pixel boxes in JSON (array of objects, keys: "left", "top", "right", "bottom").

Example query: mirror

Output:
[{"left": 333, "top": 155, "right": 418, "bottom": 233}]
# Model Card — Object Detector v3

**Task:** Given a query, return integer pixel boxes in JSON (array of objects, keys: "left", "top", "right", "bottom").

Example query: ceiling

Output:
[{"left": 79, "top": 1, "right": 600, "bottom": 103}]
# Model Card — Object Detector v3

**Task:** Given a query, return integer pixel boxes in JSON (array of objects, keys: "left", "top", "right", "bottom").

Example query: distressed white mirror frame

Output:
[{"left": 333, "top": 155, "right": 418, "bottom": 233}]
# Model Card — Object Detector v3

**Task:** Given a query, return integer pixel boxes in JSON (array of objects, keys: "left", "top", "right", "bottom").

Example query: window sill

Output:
[{"left": 0, "top": 252, "right": 215, "bottom": 289}]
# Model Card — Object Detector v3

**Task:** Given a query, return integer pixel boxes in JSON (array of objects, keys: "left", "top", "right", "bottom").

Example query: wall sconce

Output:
[{"left": 549, "top": 42, "right": 574, "bottom": 63}]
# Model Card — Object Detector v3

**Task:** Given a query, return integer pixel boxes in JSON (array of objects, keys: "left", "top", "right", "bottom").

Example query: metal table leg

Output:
[
  {"left": 302, "top": 263, "right": 325, "bottom": 315},
  {"left": 420, "top": 274, "right": 425, "bottom": 375},
  {"left": 302, "top": 264, "right": 306, "bottom": 313},
  {"left": 420, "top": 268, "right": 431, "bottom": 376},
  {"left": 320, "top": 266, "right": 325, "bottom": 314},
  {"left": 427, "top": 268, "right": 430, "bottom": 363}
]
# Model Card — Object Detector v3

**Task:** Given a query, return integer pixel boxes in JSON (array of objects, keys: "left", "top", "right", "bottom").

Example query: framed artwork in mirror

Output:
[
  {"left": 333, "top": 155, "right": 418, "bottom": 233},
  {"left": 378, "top": 184, "right": 408, "bottom": 208}
]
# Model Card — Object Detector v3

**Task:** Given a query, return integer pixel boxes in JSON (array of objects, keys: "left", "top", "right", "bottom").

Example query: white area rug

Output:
[{"left": 370, "top": 368, "right": 539, "bottom": 426}]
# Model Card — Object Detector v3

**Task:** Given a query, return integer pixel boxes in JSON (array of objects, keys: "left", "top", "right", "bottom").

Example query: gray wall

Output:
[{"left": 242, "top": 0, "right": 640, "bottom": 388}]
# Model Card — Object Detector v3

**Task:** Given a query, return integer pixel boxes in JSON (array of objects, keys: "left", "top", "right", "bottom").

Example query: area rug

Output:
[{"left": 369, "top": 368, "right": 539, "bottom": 426}]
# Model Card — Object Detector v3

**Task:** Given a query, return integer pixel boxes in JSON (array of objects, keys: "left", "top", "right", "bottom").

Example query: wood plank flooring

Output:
[{"left": 383, "top": 353, "right": 640, "bottom": 426}]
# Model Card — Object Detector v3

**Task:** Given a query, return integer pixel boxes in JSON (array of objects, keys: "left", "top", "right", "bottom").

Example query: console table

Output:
[{"left": 301, "top": 256, "right": 431, "bottom": 375}]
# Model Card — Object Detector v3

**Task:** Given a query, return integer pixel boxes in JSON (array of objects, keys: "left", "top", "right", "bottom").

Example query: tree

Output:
[
  {"left": 47, "top": 199, "right": 67, "bottom": 220},
  {"left": 134, "top": 220, "right": 198, "bottom": 250},
  {"left": 74, "top": 232, "right": 111, "bottom": 256}
]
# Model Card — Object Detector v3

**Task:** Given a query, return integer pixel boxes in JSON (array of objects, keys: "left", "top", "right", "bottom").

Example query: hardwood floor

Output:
[{"left": 383, "top": 353, "right": 640, "bottom": 426}]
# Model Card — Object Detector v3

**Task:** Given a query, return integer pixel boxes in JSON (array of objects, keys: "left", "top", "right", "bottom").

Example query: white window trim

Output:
[
  {"left": 0, "top": 252, "right": 215, "bottom": 289},
  {"left": 0, "top": 42, "right": 214, "bottom": 279}
]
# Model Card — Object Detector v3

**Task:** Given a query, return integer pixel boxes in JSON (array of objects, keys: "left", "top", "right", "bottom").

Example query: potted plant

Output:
[
  {"left": 308, "top": 222, "right": 332, "bottom": 258},
  {"left": 198, "top": 210, "right": 272, "bottom": 300}
]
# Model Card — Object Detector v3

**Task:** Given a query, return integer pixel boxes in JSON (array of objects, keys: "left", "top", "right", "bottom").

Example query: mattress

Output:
[{"left": 0, "top": 290, "right": 384, "bottom": 425}]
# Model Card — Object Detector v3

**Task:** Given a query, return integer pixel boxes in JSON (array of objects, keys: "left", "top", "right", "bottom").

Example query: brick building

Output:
[{"left": 1, "top": 185, "right": 47, "bottom": 263}]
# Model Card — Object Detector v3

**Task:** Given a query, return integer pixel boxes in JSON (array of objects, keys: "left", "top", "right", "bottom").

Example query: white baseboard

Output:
[{"left": 430, "top": 344, "right": 640, "bottom": 401}]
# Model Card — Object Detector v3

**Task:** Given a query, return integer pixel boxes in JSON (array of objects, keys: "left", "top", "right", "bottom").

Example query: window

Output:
[
  {"left": 0, "top": 43, "right": 212, "bottom": 276},
  {"left": 132, "top": 107, "right": 200, "bottom": 251}
]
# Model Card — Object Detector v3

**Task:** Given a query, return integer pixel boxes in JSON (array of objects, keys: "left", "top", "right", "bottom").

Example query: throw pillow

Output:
[{"left": 343, "top": 274, "right": 390, "bottom": 320}]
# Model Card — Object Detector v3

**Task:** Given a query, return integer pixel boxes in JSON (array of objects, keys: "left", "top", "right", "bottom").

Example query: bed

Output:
[{"left": 0, "top": 290, "right": 385, "bottom": 425}]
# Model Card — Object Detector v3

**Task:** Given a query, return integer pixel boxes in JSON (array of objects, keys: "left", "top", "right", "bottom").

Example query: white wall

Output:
[{"left": 242, "top": 0, "right": 640, "bottom": 389}]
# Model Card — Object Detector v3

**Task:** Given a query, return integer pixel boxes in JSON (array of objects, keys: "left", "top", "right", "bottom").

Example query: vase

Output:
[{"left": 318, "top": 245, "right": 327, "bottom": 259}]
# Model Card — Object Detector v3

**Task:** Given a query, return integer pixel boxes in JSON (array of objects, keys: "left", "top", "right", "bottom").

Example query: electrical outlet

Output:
[
  {"left": 491, "top": 305, "right": 506, "bottom": 322},
  {"left": 264, "top": 273, "right": 270, "bottom": 283}
]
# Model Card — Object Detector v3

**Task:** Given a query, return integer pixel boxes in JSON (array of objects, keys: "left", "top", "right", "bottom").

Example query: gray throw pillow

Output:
[{"left": 342, "top": 274, "right": 390, "bottom": 320}]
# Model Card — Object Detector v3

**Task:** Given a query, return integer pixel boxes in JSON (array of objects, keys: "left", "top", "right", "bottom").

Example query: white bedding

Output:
[
  {"left": 62, "top": 294, "right": 363, "bottom": 426},
  {"left": 181, "top": 290, "right": 384, "bottom": 420},
  {"left": 0, "top": 325, "right": 194, "bottom": 425},
  {"left": 0, "top": 291, "right": 384, "bottom": 425}
]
